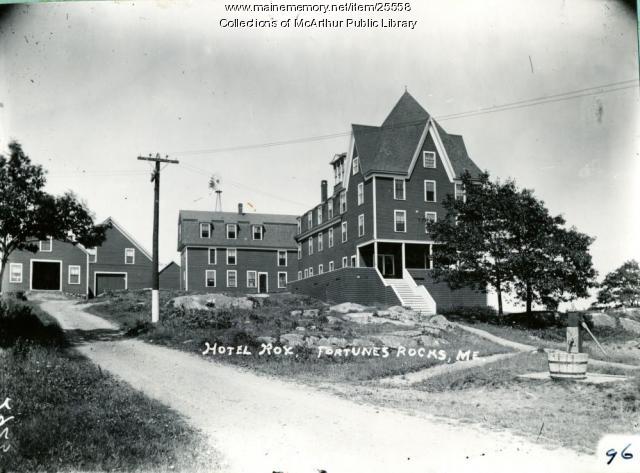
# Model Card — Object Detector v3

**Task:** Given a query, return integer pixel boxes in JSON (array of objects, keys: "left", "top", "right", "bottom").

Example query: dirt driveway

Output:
[{"left": 40, "top": 296, "right": 599, "bottom": 473}]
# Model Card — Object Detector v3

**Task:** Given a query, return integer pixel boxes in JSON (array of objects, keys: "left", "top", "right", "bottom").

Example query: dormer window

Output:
[
  {"left": 39, "top": 237, "right": 52, "bottom": 252},
  {"left": 352, "top": 157, "right": 359, "bottom": 175},
  {"left": 317, "top": 206, "right": 323, "bottom": 225},
  {"left": 200, "top": 223, "right": 211, "bottom": 238},
  {"left": 339, "top": 191, "right": 347, "bottom": 213},
  {"left": 226, "top": 224, "right": 237, "bottom": 239},
  {"left": 296, "top": 218, "right": 301, "bottom": 234},
  {"left": 252, "top": 225, "right": 263, "bottom": 240},
  {"left": 331, "top": 153, "right": 346, "bottom": 185},
  {"left": 423, "top": 151, "right": 436, "bottom": 168},
  {"left": 328, "top": 199, "right": 334, "bottom": 219},
  {"left": 307, "top": 212, "right": 313, "bottom": 229}
]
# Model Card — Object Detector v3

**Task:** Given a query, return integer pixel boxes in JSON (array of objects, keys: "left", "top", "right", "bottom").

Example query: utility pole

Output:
[{"left": 137, "top": 153, "right": 179, "bottom": 323}]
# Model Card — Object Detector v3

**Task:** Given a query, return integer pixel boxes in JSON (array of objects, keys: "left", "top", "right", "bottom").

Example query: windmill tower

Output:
[{"left": 208, "top": 174, "right": 223, "bottom": 212}]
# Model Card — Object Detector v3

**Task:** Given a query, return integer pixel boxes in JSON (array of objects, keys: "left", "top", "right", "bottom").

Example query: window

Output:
[
  {"left": 455, "top": 182, "right": 466, "bottom": 202},
  {"left": 247, "top": 271, "right": 257, "bottom": 288},
  {"left": 68, "top": 265, "right": 81, "bottom": 285},
  {"left": 317, "top": 206, "right": 323, "bottom": 225},
  {"left": 227, "top": 270, "right": 237, "bottom": 287},
  {"left": 328, "top": 199, "right": 334, "bottom": 219},
  {"left": 9, "top": 263, "right": 22, "bottom": 283},
  {"left": 341, "top": 221, "right": 348, "bottom": 242},
  {"left": 125, "top": 248, "right": 135, "bottom": 264},
  {"left": 351, "top": 255, "right": 356, "bottom": 267},
  {"left": 339, "top": 191, "right": 347, "bottom": 213},
  {"left": 357, "top": 182, "right": 364, "bottom": 205},
  {"left": 297, "top": 243, "right": 302, "bottom": 260},
  {"left": 278, "top": 272, "right": 287, "bottom": 288},
  {"left": 318, "top": 264, "right": 324, "bottom": 274},
  {"left": 297, "top": 218, "right": 301, "bottom": 234},
  {"left": 358, "top": 214, "right": 365, "bottom": 237},
  {"left": 39, "top": 237, "right": 52, "bottom": 252},
  {"left": 304, "top": 268, "right": 309, "bottom": 278},
  {"left": 277, "top": 250, "right": 287, "bottom": 266},
  {"left": 425, "top": 212, "right": 437, "bottom": 233},
  {"left": 423, "top": 151, "right": 436, "bottom": 168},
  {"left": 205, "top": 270, "right": 216, "bottom": 287},
  {"left": 297, "top": 271, "right": 302, "bottom": 281},
  {"left": 87, "top": 247, "right": 97, "bottom": 263},
  {"left": 226, "top": 224, "right": 237, "bottom": 239},
  {"left": 352, "top": 156, "right": 359, "bottom": 174},
  {"left": 252, "top": 225, "right": 263, "bottom": 240},
  {"left": 309, "top": 267, "right": 314, "bottom": 277},
  {"left": 329, "top": 261, "right": 334, "bottom": 272},
  {"left": 318, "top": 232, "right": 323, "bottom": 252},
  {"left": 342, "top": 256, "right": 348, "bottom": 268},
  {"left": 424, "top": 180, "right": 437, "bottom": 202},
  {"left": 307, "top": 212, "right": 313, "bottom": 229},
  {"left": 308, "top": 237, "right": 314, "bottom": 255},
  {"left": 328, "top": 228, "right": 334, "bottom": 248},
  {"left": 394, "top": 210, "right": 407, "bottom": 232},
  {"left": 208, "top": 248, "right": 217, "bottom": 265},
  {"left": 394, "top": 179, "right": 406, "bottom": 200},
  {"left": 227, "top": 248, "right": 237, "bottom": 265},
  {"left": 200, "top": 223, "right": 211, "bottom": 238}
]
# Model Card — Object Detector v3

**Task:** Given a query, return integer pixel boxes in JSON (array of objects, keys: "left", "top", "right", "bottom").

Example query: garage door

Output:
[
  {"left": 32, "top": 261, "right": 61, "bottom": 290},
  {"left": 95, "top": 273, "right": 126, "bottom": 295}
]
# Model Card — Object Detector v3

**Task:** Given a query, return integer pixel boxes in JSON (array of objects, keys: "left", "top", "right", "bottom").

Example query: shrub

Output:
[
  {"left": 440, "top": 305, "right": 498, "bottom": 322},
  {"left": 0, "top": 300, "right": 66, "bottom": 348}
]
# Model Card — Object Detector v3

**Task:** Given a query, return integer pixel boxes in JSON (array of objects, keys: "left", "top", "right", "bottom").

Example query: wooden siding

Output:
[
  {"left": 185, "top": 246, "right": 296, "bottom": 294},
  {"left": 2, "top": 239, "right": 88, "bottom": 295},
  {"left": 289, "top": 267, "right": 400, "bottom": 306},
  {"left": 408, "top": 269, "right": 488, "bottom": 309},
  {"left": 375, "top": 132, "right": 453, "bottom": 241},
  {"left": 89, "top": 225, "right": 152, "bottom": 296},
  {"left": 159, "top": 262, "right": 181, "bottom": 290}
]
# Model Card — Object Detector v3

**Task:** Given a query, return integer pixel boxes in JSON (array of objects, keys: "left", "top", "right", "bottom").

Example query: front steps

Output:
[{"left": 385, "top": 278, "right": 436, "bottom": 316}]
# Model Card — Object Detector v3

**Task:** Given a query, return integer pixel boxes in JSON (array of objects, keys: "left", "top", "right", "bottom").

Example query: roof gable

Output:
[
  {"left": 382, "top": 91, "right": 430, "bottom": 128},
  {"left": 101, "top": 217, "right": 152, "bottom": 260}
]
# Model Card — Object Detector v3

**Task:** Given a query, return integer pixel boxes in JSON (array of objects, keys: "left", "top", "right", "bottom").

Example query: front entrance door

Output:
[
  {"left": 258, "top": 273, "right": 268, "bottom": 293},
  {"left": 377, "top": 254, "right": 395, "bottom": 278}
]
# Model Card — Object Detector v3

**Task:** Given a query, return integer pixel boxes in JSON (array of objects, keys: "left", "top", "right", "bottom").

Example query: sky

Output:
[{"left": 0, "top": 0, "right": 638, "bottom": 307}]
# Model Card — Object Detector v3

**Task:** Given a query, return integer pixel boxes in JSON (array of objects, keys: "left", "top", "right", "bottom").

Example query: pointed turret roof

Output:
[{"left": 382, "top": 91, "right": 430, "bottom": 128}]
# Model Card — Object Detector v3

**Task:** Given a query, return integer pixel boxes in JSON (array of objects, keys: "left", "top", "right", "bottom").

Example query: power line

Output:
[{"left": 168, "top": 79, "right": 637, "bottom": 157}]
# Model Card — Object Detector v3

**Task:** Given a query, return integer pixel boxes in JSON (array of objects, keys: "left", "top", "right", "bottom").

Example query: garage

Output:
[
  {"left": 31, "top": 261, "right": 62, "bottom": 290},
  {"left": 95, "top": 273, "right": 127, "bottom": 295}
]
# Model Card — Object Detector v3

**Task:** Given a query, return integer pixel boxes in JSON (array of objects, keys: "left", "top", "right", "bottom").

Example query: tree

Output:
[
  {"left": 597, "top": 260, "right": 640, "bottom": 307},
  {"left": 0, "top": 141, "right": 109, "bottom": 293},
  {"left": 429, "top": 171, "right": 597, "bottom": 315},
  {"left": 429, "top": 171, "right": 515, "bottom": 315}
]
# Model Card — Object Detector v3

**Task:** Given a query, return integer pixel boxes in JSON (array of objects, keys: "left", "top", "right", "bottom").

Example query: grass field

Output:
[{"left": 0, "top": 298, "right": 219, "bottom": 473}]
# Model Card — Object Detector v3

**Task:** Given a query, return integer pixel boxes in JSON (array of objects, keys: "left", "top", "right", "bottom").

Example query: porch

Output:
[{"left": 357, "top": 241, "right": 433, "bottom": 278}]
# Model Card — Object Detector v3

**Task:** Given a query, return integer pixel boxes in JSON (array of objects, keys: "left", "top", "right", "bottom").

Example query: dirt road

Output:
[{"left": 41, "top": 297, "right": 599, "bottom": 473}]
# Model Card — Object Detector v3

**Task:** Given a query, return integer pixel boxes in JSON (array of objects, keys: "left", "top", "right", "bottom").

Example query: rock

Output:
[
  {"left": 304, "top": 336, "right": 320, "bottom": 348},
  {"left": 375, "top": 310, "right": 391, "bottom": 317},
  {"left": 330, "top": 302, "right": 368, "bottom": 313},
  {"left": 303, "top": 309, "right": 320, "bottom": 318},
  {"left": 416, "top": 335, "right": 441, "bottom": 347},
  {"left": 318, "top": 337, "right": 348, "bottom": 348},
  {"left": 343, "top": 312, "right": 375, "bottom": 324},
  {"left": 171, "top": 294, "right": 253, "bottom": 311},
  {"left": 280, "top": 333, "right": 305, "bottom": 347},
  {"left": 429, "top": 315, "right": 454, "bottom": 330},
  {"left": 326, "top": 316, "right": 341, "bottom": 324},
  {"left": 587, "top": 312, "right": 617, "bottom": 329},
  {"left": 290, "top": 310, "right": 303, "bottom": 317},
  {"left": 350, "top": 338, "right": 376, "bottom": 347},
  {"left": 257, "top": 336, "right": 276, "bottom": 345},
  {"left": 295, "top": 326, "right": 306, "bottom": 332},
  {"left": 421, "top": 326, "right": 443, "bottom": 336},
  {"left": 620, "top": 318, "right": 640, "bottom": 334},
  {"left": 373, "top": 335, "right": 418, "bottom": 349}
]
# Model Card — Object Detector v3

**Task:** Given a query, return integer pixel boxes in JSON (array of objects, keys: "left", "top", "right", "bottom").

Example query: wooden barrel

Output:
[{"left": 547, "top": 351, "right": 588, "bottom": 380}]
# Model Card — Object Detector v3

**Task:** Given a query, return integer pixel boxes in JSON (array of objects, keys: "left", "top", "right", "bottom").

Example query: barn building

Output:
[
  {"left": 177, "top": 206, "right": 298, "bottom": 294},
  {"left": 1, "top": 216, "right": 180, "bottom": 296},
  {"left": 288, "top": 92, "right": 488, "bottom": 314}
]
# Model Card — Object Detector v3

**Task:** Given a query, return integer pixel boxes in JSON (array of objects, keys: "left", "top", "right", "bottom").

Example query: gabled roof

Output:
[
  {"left": 101, "top": 217, "right": 153, "bottom": 260},
  {"left": 179, "top": 210, "right": 298, "bottom": 226},
  {"left": 352, "top": 91, "right": 481, "bottom": 179},
  {"left": 159, "top": 261, "right": 180, "bottom": 273}
]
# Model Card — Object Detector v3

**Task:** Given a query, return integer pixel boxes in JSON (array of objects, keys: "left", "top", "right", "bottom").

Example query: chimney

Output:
[
  {"left": 321, "top": 180, "right": 328, "bottom": 202},
  {"left": 238, "top": 203, "right": 243, "bottom": 215}
]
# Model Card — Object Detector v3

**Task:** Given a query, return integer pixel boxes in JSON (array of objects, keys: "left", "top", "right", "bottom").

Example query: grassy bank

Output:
[
  {"left": 0, "top": 298, "right": 219, "bottom": 472},
  {"left": 86, "top": 290, "right": 511, "bottom": 384}
]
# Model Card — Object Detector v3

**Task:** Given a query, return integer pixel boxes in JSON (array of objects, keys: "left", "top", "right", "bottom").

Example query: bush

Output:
[
  {"left": 0, "top": 299, "right": 66, "bottom": 348},
  {"left": 440, "top": 305, "right": 498, "bottom": 322}
]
